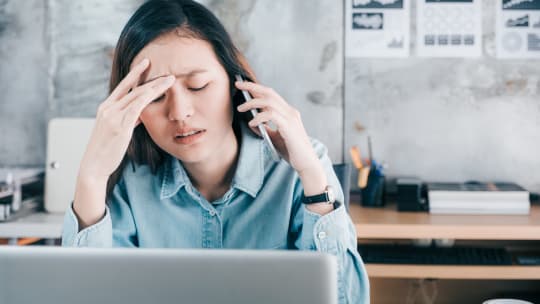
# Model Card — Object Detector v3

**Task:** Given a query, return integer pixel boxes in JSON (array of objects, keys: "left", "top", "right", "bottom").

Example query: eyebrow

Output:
[{"left": 140, "top": 69, "right": 208, "bottom": 85}]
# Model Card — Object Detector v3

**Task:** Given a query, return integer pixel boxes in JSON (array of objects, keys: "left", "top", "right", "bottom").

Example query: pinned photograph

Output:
[
  {"left": 497, "top": 0, "right": 540, "bottom": 58},
  {"left": 346, "top": 0, "right": 410, "bottom": 57},
  {"left": 416, "top": 0, "right": 482, "bottom": 57}
]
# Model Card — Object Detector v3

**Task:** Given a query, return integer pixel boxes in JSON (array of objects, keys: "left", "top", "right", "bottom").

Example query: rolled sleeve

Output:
[
  {"left": 305, "top": 204, "right": 347, "bottom": 253},
  {"left": 289, "top": 138, "right": 369, "bottom": 303},
  {"left": 300, "top": 204, "right": 370, "bottom": 304},
  {"left": 61, "top": 176, "right": 138, "bottom": 248},
  {"left": 61, "top": 203, "right": 113, "bottom": 247}
]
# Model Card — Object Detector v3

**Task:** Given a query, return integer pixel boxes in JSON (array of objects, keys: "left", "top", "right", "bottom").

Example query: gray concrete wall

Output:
[
  {"left": 201, "top": 0, "right": 344, "bottom": 161},
  {"left": 47, "top": 0, "right": 143, "bottom": 117},
  {"left": 1, "top": 0, "right": 538, "bottom": 193},
  {"left": 0, "top": 0, "right": 141, "bottom": 166},
  {"left": 345, "top": 0, "right": 540, "bottom": 192},
  {"left": 0, "top": 0, "right": 48, "bottom": 166},
  {"left": 0, "top": 0, "right": 344, "bottom": 167}
]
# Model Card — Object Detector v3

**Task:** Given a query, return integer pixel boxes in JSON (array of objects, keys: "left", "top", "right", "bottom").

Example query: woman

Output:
[{"left": 61, "top": 0, "right": 369, "bottom": 303}]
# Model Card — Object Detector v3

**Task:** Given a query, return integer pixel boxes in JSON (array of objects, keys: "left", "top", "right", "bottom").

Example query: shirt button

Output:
[
  {"left": 318, "top": 231, "right": 327, "bottom": 240},
  {"left": 209, "top": 210, "right": 216, "bottom": 216}
]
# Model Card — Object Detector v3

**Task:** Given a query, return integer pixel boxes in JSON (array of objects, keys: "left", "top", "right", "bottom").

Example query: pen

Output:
[
  {"left": 349, "top": 146, "right": 369, "bottom": 188},
  {"left": 358, "top": 167, "right": 370, "bottom": 189},
  {"left": 349, "top": 146, "right": 363, "bottom": 169}
]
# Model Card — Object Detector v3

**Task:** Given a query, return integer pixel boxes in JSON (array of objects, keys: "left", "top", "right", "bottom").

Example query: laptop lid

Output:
[{"left": 0, "top": 247, "right": 338, "bottom": 304}]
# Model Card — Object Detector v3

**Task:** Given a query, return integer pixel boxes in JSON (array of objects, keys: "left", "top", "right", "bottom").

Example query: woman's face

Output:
[{"left": 131, "top": 32, "right": 234, "bottom": 164}]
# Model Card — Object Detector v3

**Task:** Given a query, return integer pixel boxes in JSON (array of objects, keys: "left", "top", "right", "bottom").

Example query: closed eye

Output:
[
  {"left": 189, "top": 83, "right": 208, "bottom": 92},
  {"left": 151, "top": 83, "right": 208, "bottom": 102}
]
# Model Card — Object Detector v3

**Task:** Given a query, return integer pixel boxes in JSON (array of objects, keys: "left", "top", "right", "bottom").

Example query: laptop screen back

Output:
[{"left": 0, "top": 247, "right": 337, "bottom": 304}]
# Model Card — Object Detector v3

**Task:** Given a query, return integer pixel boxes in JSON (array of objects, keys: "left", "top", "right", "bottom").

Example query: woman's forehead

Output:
[{"left": 131, "top": 33, "right": 220, "bottom": 74}]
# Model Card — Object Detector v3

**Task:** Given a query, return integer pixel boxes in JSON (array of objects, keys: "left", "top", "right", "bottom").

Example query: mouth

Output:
[
  {"left": 174, "top": 129, "right": 206, "bottom": 145},
  {"left": 175, "top": 130, "right": 204, "bottom": 138}
]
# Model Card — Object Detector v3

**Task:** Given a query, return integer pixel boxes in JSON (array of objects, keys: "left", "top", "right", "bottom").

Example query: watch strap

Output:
[
  {"left": 301, "top": 185, "right": 335, "bottom": 205},
  {"left": 302, "top": 192, "right": 331, "bottom": 204}
]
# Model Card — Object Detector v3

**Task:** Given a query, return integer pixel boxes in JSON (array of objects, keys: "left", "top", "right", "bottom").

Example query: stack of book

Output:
[
  {"left": 0, "top": 168, "right": 44, "bottom": 221},
  {"left": 427, "top": 182, "right": 530, "bottom": 215}
]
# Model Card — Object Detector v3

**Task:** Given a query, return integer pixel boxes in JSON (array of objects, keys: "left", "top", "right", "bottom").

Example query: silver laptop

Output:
[{"left": 0, "top": 247, "right": 337, "bottom": 304}]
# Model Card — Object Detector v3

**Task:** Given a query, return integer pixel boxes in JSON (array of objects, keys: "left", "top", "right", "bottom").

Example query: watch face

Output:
[{"left": 327, "top": 186, "right": 336, "bottom": 203}]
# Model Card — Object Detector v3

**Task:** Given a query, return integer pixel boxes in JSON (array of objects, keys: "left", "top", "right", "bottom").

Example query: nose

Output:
[{"left": 167, "top": 82, "right": 195, "bottom": 122}]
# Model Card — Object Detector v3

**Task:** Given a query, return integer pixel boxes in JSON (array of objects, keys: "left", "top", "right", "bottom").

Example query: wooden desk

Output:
[
  {"left": 350, "top": 203, "right": 540, "bottom": 240},
  {"left": 349, "top": 203, "right": 540, "bottom": 279}
]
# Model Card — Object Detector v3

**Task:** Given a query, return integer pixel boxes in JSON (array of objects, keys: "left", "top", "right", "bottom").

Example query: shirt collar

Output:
[
  {"left": 160, "top": 124, "right": 272, "bottom": 200},
  {"left": 160, "top": 152, "right": 190, "bottom": 200},
  {"left": 231, "top": 123, "right": 268, "bottom": 197}
]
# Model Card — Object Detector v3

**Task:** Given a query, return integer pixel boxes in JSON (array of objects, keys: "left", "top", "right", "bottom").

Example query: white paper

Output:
[
  {"left": 416, "top": 0, "right": 482, "bottom": 58},
  {"left": 345, "top": 0, "right": 410, "bottom": 58},
  {"left": 497, "top": 0, "right": 540, "bottom": 59}
]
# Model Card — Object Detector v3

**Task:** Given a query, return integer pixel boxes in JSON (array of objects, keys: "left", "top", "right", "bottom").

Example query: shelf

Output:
[
  {"left": 0, "top": 212, "right": 64, "bottom": 239},
  {"left": 349, "top": 203, "right": 540, "bottom": 240},
  {"left": 365, "top": 264, "right": 540, "bottom": 280}
]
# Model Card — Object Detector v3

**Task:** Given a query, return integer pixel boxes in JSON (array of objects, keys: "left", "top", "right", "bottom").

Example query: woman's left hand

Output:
[
  {"left": 235, "top": 80, "right": 321, "bottom": 175},
  {"left": 236, "top": 80, "right": 334, "bottom": 215}
]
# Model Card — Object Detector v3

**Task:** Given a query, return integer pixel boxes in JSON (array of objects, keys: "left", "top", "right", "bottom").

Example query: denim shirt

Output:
[{"left": 62, "top": 125, "right": 369, "bottom": 304}]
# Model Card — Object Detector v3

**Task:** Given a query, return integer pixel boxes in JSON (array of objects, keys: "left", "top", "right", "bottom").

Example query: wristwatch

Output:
[{"left": 301, "top": 185, "right": 336, "bottom": 205}]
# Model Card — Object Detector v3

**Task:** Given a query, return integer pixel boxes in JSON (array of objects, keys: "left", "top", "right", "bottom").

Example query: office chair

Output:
[{"left": 332, "top": 163, "right": 351, "bottom": 212}]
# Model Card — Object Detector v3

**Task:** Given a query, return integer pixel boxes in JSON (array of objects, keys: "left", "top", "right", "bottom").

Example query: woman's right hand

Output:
[
  {"left": 73, "top": 58, "right": 174, "bottom": 228},
  {"left": 79, "top": 58, "right": 174, "bottom": 182}
]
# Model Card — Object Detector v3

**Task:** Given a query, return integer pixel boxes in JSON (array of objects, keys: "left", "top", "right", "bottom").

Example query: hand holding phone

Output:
[{"left": 235, "top": 74, "right": 280, "bottom": 162}]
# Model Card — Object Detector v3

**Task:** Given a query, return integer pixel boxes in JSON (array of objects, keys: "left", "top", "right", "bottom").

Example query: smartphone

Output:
[{"left": 235, "top": 74, "right": 280, "bottom": 161}]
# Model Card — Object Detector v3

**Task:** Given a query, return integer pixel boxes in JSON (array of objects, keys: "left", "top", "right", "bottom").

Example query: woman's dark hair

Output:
[{"left": 106, "top": 0, "right": 256, "bottom": 198}]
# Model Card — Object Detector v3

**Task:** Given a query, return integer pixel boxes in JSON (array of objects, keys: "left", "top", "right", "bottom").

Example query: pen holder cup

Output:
[{"left": 360, "top": 171, "right": 385, "bottom": 207}]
